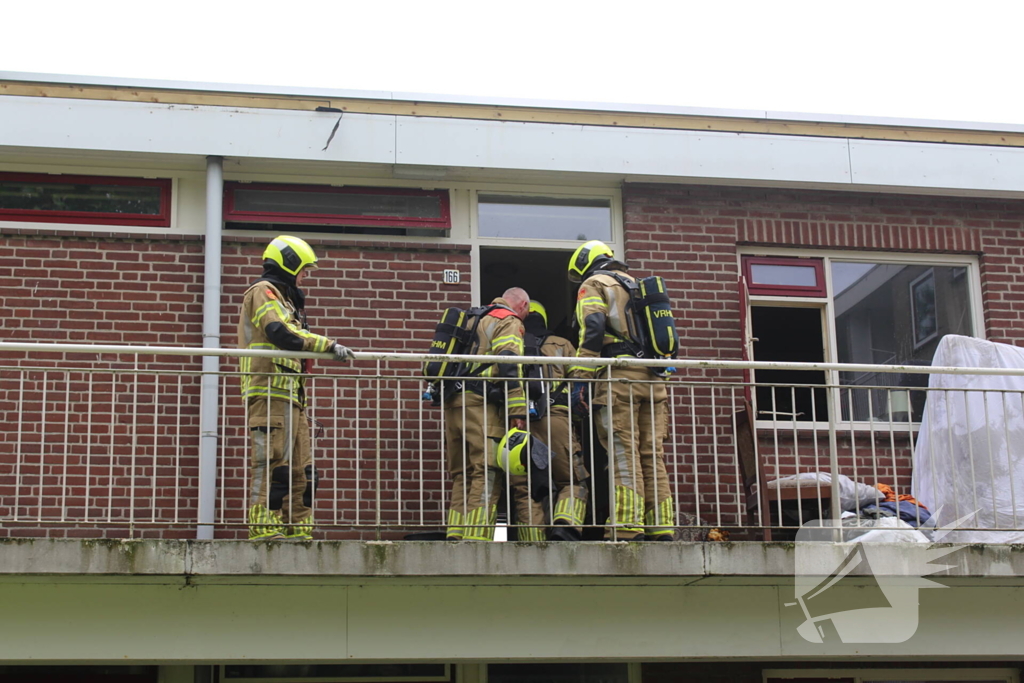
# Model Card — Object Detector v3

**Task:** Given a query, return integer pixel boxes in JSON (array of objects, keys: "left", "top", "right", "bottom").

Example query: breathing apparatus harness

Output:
[{"left": 422, "top": 304, "right": 517, "bottom": 406}]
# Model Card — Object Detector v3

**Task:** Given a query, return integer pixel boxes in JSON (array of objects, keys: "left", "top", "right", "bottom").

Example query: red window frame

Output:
[
  {"left": 223, "top": 182, "right": 452, "bottom": 230},
  {"left": 0, "top": 172, "right": 172, "bottom": 227},
  {"left": 742, "top": 256, "right": 827, "bottom": 297}
]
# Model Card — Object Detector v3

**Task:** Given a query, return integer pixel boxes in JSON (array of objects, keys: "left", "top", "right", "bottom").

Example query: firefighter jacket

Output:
[
  {"left": 569, "top": 270, "right": 644, "bottom": 381},
  {"left": 464, "top": 297, "right": 528, "bottom": 418},
  {"left": 237, "top": 281, "right": 335, "bottom": 409},
  {"left": 540, "top": 333, "right": 575, "bottom": 405}
]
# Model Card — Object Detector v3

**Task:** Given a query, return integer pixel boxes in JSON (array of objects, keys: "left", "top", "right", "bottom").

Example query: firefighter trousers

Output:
[
  {"left": 246, "top": 398, "right": 314, "bottom": 540},
  {"left": 444, "top": 391, "right": 505, "bottom": 541},
  {"left": 511, "top": 406, "right": 588, "bottom": 540},
  {"left": 593, "top": 369, "right": 675, "bottom": 540}
]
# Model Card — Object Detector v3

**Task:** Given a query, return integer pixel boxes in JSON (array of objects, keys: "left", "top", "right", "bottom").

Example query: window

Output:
[
  {"left": 222, "top": 663, "right": 450, "bottom": 681},
  {"left": 224, "top": 182, "right": 451, "bottom": 235},
  {"left": 488, "top": 663, "right": 630, "bottom": 683},
  {"left": 764, "top": 668, "right": 1018, "bottom": 683},
  {"left": 745, "top": 256, "right": 827, "bottom": 297},
  {"left": 0, "top": 172, "right": 171, "bottom": 227},
  {"left": 743, "top": 254, "right": 978, "bottom": 424},
  {"left": 478, "top": 195, "right": 612, "bottom": 241}
]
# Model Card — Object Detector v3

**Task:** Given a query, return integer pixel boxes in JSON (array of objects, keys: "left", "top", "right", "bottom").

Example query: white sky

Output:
[{"left": 5, "top": 0, "right": 1023, "bottom": 125}]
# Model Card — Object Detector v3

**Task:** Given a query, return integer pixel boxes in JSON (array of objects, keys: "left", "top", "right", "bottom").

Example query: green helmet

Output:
[
  {"left": 568, "top": 240, "right": 615, "bottom": 283},
  {"left": 263, "top": 235, "right": 318, "bottom": 276}
]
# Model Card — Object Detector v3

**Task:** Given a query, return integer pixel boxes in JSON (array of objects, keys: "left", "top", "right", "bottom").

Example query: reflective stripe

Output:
[
  {"left": 492, "top": 334, "right": 524, "bottom": 350},
  {"left": 553, "top": 497, "right": 586, "bottom": 527},
  {"left": 252, "top": 299, "right": 288, "bottom": 327},
  {"left": 446, "top": 509, "right": 465, "bottom": 540},
  {"left": 247, "top": 504, "right": 284, "bottom": 539},
  {"left": 462, "top": 504, "right": 497, "bottom": 541},
  {"left": 612, "top": 485, "right": 644, "bottom": 530},
  {"left": 283, "top": 515, "right": 315, "bottom": 539},
  {"left": 645, "top": 498, "right": 676, "bottom": 533}
]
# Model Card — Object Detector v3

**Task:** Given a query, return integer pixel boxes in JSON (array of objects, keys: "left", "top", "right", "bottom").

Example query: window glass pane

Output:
[
  {"left": 0, "top": 179, "right": 162, "bottom": 215},
  {"left": 478, "top": 195, "right": 612, "bottom": 240},
  {"left": 223, "top": 663, "right": 447, "bottom": 679},
  {"left": 833, "top": 262, "right": 974, "bottom": 422},
  {"left": 750, "top": 263, "right": 819, "bottom": 288},
  {"left": 488, "top": 663, "right": 628, "bottom": 683},
  {"left": 233, "top": 189, "right": 442, "bottom": 219}
]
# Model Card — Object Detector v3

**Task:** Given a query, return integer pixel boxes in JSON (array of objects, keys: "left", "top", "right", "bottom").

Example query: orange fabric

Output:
[
  {"left": 487, "top": 307, "right": 517, "bottom": 320},
  {"left": 875, "top": 483, "right": 929, "bottom": 511}
]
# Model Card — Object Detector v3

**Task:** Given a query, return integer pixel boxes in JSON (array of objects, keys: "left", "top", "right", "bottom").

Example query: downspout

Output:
[{"left": 197, "top": 155, "right": 224, "bottom": 540}]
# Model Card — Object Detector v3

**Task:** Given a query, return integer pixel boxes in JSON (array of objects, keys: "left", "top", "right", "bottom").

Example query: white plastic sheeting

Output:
[{"left": 912, "top": 335, "right": 1024, "bottom": 542}]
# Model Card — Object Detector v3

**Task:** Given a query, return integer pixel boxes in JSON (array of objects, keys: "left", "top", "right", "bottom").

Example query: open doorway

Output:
[
  {"left": 480, "top": 247, "right": 576, "bottom": 339},
  {"left": 751, "top": 305, "right": 829, "bottom": 421}
]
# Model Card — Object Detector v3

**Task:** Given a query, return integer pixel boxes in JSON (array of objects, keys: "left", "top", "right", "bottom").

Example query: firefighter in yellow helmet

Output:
[
  {"left": 567, "top": 240, "right": 675, "bottom": 541},
  {"left": 509, "top": 300, "right": 589, "bottom": 541},
  {"left": 444, "top": 287, "right": 530, "bottom": 541},
  {"left": 237, "top": 235, "right": 355, "bottom": 541}
]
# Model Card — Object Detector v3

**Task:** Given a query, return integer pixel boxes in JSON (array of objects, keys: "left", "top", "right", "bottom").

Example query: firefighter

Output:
[
  {"left": 237, "top": 235, "right": 355, "bottom": 541},
  {"left": 567, "top": 240, "right": 676, "bottom": 541},
  {"left": 511, "top": 300, "right": 589, "bottom": 542},
  {"left": 445, "top": 287, "right": 530, "bottom": 541}
]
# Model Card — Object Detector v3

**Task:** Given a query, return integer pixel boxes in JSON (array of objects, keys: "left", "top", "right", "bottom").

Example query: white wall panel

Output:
[
  {"left": 396, "top": 118, "right": 853, "bottom": 184},
  {"left": 8, "top": 95, "right": 1024, "bottom": 197},
  {"left": 850, "top": 138, "right": 1024, "bottom": 192},
  {"left": 0, "top": 96, "right": 395, "bottom": 164}
]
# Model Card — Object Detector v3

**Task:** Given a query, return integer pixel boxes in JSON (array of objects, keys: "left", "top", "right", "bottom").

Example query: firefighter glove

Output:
[
  {"left": 570, "top": 382, "right": 590, "bottom": 419},
  {"left": 331, "top": 343, "right": 356, "bottom": 362}
]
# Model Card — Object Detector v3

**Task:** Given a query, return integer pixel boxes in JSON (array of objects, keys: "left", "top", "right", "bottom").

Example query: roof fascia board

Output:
[{"left": 5, "top": 71, "right": 1024, "bottom": 137}]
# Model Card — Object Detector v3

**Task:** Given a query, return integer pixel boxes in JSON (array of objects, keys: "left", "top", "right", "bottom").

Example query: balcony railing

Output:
[{"left": 1, "top": 341, "right": 1022, "bottom": 543}]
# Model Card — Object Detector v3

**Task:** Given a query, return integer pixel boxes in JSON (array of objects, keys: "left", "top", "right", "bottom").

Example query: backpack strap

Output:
[{"left": 592, "top": 270, "right": 647, "bottom": 356}]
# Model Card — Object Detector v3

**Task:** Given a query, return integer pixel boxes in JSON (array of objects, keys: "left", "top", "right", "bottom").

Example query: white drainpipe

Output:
[{"left": 197, "top": 155, "right": 224, "bottom": 540}]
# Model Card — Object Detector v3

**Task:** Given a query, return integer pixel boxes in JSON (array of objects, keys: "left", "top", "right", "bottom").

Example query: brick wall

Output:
[
  {"left": 624, "top": 184, "right": 1024, "bottom": 530},
  {"left": 0, "top": 230, "right": 471, "bottom": 540},
  {"left": 3, "top": 183, "right": 1024, "bottom": 539}
]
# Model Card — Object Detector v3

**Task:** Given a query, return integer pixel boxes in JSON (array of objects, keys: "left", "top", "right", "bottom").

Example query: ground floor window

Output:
[
  {"left": 222, "top": 663, "right": 449, "bottom": 681},
  {"left": 488, "top": 663, "right": 630, "bottom": 683},
  {"left": 763, "top": 668, "right": 1018, "bottom": 683}
]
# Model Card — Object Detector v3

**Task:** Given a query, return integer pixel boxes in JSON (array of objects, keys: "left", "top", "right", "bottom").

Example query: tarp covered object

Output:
[{"left": 912, "top": 335, "right": 1024, "bottom": 542}]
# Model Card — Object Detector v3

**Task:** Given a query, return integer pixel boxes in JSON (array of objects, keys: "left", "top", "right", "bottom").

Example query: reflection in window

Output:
[
  {"left": 478, "top": 195, "right": 612, "bottom": 241},
  {"left": 832, "top": 262, "right": 973, "bottom": 422}
]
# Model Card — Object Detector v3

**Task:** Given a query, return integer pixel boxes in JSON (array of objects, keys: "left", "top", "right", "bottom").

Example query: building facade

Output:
[{"left": 2, "top": 73, "right": 1024, "bottom": 681}]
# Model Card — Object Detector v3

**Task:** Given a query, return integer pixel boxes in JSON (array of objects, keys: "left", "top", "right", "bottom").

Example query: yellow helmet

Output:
[
  {"left": 263, "top": 235, "right": 318, "bottom": 276},
  {"left": 528, "top": 300, "right": 548, "bottom": 327},
  {"left": 494, "top": 428, "right": 551, "bottom": 476},
  {"left": 568, "top": 240, "right": 614, "bottom": 283}
]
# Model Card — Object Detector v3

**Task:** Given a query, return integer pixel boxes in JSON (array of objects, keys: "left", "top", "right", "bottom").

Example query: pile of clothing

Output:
[{"left": 856, "top": 483, "right": 931, "bottom": 528}]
